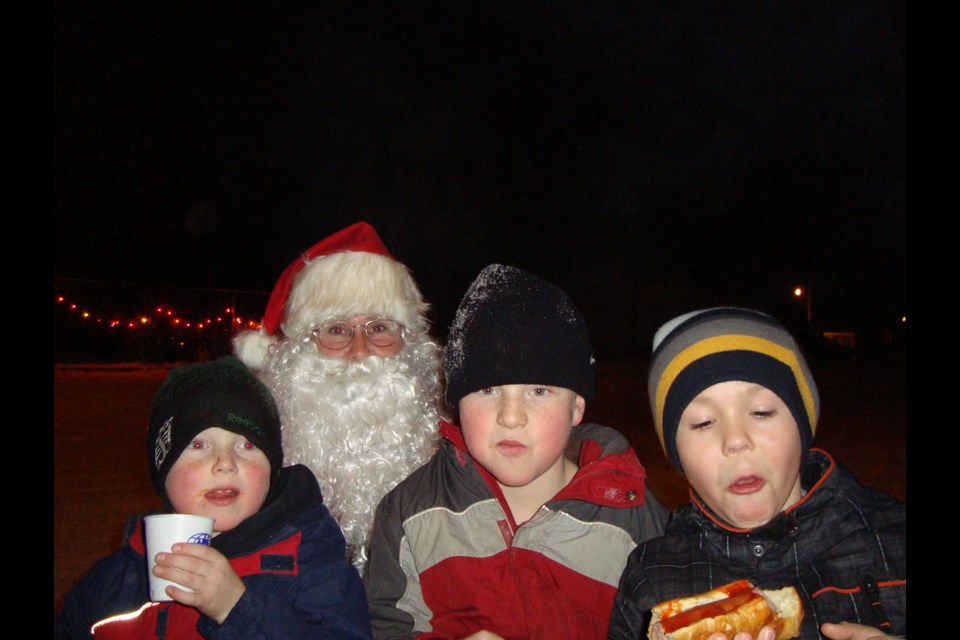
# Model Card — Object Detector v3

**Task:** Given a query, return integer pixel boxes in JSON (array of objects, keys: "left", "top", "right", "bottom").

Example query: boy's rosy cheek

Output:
[{"left": 244, "top": 463, "right": 272, "bottom": 492}]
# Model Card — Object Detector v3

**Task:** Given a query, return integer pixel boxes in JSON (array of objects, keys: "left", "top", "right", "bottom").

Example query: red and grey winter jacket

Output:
[
  {"left": 56, "top": 464, "right": 372, "bottom": 640},
  {"left": 363, "top": 421, "right": 669, "bottom": 640}
]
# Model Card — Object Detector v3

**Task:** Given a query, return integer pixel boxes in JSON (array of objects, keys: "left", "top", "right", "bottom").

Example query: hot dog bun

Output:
[{"left": 648, "top": 580, "right": 803, "bottom": 640}]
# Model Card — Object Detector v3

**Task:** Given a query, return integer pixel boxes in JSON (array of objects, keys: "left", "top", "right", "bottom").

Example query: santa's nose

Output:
[{"left": 346, "top": 330, "right": 371, "bottom": 359}]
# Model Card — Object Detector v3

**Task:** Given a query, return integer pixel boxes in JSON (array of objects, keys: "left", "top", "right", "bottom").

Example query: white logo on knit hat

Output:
[{"left": 154, "top": 417, "right": 173, "bottom": 470}]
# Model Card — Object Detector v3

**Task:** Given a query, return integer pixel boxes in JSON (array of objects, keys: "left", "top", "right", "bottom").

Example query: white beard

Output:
[{"left": 259, "top": 334, "right": 445, "bottom": 574}]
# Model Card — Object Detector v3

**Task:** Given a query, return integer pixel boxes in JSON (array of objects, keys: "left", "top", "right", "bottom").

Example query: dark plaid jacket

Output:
[{"left": 608, "top": 449, "right": 906, "bottom": 640}]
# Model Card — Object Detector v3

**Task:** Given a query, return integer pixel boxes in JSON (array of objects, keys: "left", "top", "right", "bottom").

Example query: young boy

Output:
[
  {"left": 607, "top": 307, "right": 906, "bottom": 640},
  {"left": 363, "top": 264, "right": 669, "bottom": 640},
  {"left": 55, "top": 356, "right": 372, "bottom": 639}
]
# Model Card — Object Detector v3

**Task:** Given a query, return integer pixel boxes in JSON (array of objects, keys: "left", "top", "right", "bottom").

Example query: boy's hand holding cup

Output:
[{"left": 144, "top": 513, "right": 214, "bottom": 601}]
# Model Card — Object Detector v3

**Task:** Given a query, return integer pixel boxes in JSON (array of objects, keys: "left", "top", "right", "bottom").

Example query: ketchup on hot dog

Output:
[{"left": 660, "top": 580, "right": 763, "bottom": 633}]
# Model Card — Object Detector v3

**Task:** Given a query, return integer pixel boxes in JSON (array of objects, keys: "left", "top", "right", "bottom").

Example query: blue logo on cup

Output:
[{"left": 188, "top": 532, "right": 212, "bottom": 545}]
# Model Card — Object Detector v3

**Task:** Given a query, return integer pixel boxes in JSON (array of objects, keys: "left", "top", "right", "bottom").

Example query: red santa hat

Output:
[{"left": 233, "top": 221, "right": 431, "bottom": 369}]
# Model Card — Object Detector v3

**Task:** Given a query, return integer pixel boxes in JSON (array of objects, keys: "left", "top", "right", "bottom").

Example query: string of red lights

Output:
[{"left": 54, "top": 295, "right": 262, "bottom": 333}]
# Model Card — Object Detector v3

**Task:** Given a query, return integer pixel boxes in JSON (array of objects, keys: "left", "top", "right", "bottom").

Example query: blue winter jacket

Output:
[{"left": 55, "top": 464, "right": 372, "bottom": 639}]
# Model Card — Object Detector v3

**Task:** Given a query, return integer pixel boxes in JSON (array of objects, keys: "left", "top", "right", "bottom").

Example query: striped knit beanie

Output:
[{"left": 648, "top": 307, "right": 820, "bottom": 472}]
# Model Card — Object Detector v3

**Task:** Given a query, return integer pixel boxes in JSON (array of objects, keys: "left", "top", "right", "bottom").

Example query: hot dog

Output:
[{"left": 648, "top": 580, "right": 803, "bottom": 640}]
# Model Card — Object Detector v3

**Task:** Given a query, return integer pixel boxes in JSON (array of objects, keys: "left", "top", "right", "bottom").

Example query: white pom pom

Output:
[{"left": 232, "top": 329, "right": 278, "bottom": 370}]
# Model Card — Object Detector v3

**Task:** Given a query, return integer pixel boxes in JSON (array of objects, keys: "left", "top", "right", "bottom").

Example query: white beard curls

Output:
[{"left": 259, "top": 334, "right": 445, "bottom": 574}]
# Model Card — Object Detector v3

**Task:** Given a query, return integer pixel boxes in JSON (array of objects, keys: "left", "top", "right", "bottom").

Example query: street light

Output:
[{"left": 793, "top": 286, "right": 811, "bottom": 323}]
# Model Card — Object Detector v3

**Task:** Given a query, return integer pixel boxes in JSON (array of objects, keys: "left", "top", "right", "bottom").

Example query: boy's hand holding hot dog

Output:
[{"left": 704, "top": 621, "right": 899, "bottom": 640}]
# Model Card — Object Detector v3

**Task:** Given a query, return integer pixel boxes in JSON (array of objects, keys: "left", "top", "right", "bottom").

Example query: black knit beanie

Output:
[
  {"left": 444, "top": 264, "right": 595, "bottom": 408},
  {"left": 148, "top": 356, "right": 283, "bottom": 507},
  {"left": 648, "top": 307, "right": 820, "bottom": 473}
]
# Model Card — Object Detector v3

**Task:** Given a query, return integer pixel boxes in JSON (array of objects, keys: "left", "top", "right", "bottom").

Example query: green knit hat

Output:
[
  {"left": 648, "top": 307, "right": 820, "bottom": 472},
  {"left": 148, "top": 356, "right": 283, "bottom": 507}
]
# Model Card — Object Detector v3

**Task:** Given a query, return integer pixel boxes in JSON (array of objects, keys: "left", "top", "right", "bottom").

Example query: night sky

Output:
[{"left": 54, "top": 3, "right": 906, "bottom": 354}]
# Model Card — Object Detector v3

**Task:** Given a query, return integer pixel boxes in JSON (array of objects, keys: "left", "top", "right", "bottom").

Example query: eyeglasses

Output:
[{"left": 310, "top": 317, "right": 404, "bottom": 349}]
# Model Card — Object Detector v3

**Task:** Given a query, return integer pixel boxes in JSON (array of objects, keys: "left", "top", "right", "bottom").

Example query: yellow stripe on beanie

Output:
[
  {"left": 653, "top": 335, "right": 818, "bottom": 452},
  {"left": 648, "top": 306, "right": 821, "bottom": 473}
]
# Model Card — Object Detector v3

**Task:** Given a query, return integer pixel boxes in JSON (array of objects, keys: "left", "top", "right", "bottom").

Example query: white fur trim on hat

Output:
[
  {"left": 280, "top": 251, "right": 430, "bottom": 339},
  {"left": 232, "top": 328, "right": 279, "bottom": 370}
]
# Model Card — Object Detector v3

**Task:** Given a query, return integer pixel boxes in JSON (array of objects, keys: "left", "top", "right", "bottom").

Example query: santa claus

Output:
[{"left": 233, "top": 221, "right": 446, "bottom": 572}]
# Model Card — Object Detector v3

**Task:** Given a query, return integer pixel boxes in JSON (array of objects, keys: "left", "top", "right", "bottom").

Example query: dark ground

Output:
[{"left": 53, "top": 353, "right": 906, "bottom": 613}]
